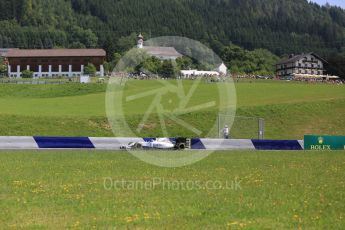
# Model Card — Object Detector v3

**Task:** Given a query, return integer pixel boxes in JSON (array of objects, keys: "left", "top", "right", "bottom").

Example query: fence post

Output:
[
  {"left": 258, "top": 118, "right": 265, "bottom": 139},
  {"left": 217, "top": 114, "right": 220, "bottom": 138}
]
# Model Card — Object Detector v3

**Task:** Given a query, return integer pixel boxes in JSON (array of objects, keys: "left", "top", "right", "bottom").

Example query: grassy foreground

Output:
[
  {"left": 0, "top": 150, "right": 344, "bottom": 229},
  {"left": 0, "top": 80, "right": 344, "bottom": 138}
]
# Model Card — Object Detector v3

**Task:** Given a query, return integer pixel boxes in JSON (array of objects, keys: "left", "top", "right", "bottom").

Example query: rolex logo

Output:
[{"left": 318, "top": 137, "right": 324, "bottom": 145}]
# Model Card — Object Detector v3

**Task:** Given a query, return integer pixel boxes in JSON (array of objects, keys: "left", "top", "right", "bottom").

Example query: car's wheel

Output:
[
  {"left": 134, "top": 143, "right": 143, "bottom": 149},
  {"left": 177, "top": 143, "right": 185, "bottom": 150}
]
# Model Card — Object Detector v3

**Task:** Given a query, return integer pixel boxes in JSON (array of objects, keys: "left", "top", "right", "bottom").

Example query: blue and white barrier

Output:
[
  {"left": 0, "top": 136, "right": 304, "bottom": 150},
  {"left": 34, "top": 136, "right": 95, "bottom": 149},
  {"left": 191, "top": 139, "right": 256, "bottom": 150},
  {"left": 0, "top": 137, "right": 39, "bottom": 149},
  {"left": 251, "top": 139, "right": 304, "bottom": 150}
]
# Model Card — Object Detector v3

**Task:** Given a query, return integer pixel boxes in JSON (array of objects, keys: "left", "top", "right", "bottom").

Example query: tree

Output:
[
  {"left": 69, "top": 42, "right": 86, "bottom": 48},
  {"left": 113, "top": 52, "right": 122, "bottom": 65},
  {"left": 159, "top": 60, "right": 176, "bottom": 78},
  {"left": 176, "top": 56, "right": 193, "bottom": 70},
  {"left": 1, "top": 0, "right": 345, "bottom": 61},
  {"left": 21, "top": 0, "right": 33, "bottom": 26},
  {"left": 0, "top": 58, "right": 8, "bottom": 75},
  {"left": 221, "top": 43, "right": 279, "bottom": 75},
  {"left": 84, "top": 63, "right": 97, "bottom": 76},
  {"left": 22, "top": 69, "right": 33, "bottom": 78},
  {"left": 325, "top": 51, "right": 345, "bottom": 79},
  {"left": 116, "top": 33, "right": 138, "bottom": 53},
  {"left": 68, "top": 26, "right": 98, "bottom": 48},
  {"left": 142, "top": 56, "right": 162, "bottom": 74}
]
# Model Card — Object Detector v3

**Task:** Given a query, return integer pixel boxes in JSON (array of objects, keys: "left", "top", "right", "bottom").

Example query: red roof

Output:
[{"left": 6, "top": 49, "right": 106, "bottom": 58}]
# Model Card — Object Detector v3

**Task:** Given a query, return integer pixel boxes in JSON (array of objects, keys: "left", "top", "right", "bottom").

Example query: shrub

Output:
[{"left": 22, "top": 70, "right": 34, "bottom": 78}]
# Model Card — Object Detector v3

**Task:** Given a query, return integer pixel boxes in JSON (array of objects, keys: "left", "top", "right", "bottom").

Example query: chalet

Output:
[{"left": 276, "top": 53, "right": 326, "bottom": 79}]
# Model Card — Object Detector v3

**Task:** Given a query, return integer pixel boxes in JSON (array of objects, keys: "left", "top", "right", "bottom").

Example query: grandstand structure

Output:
[{"left": 5, "top": 48, "right": 106, "bottom": 78}]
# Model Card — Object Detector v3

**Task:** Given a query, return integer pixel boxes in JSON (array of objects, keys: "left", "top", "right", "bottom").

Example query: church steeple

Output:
[{"left": 137, "top": 33, "right": 144, "bottom": 48}]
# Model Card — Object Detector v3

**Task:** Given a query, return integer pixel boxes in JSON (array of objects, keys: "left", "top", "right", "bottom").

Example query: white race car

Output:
[{"left": 120, "top": 137, "right": 188, "bottom": 150}]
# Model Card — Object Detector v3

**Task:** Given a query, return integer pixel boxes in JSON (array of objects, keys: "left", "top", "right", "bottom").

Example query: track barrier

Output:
[{"left": 0, "top": 136, "right": 307, "bottom": 150}]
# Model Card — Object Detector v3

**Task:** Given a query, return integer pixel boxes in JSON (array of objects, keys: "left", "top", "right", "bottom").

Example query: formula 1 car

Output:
[{"left": 120, "top": 137, "right": 189, "bottom": 150}]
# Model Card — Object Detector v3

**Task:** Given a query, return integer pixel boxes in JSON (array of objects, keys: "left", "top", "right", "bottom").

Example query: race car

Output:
[{"left": 120, "top": 137, "right": 189, "bottom": 150}]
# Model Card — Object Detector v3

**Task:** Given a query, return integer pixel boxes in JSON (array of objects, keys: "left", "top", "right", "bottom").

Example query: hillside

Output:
[
  {"left": 0, "top": 0, "right": 345, "bottom": 58},
  {"left": 0, "top": 81, "right": 344, "bottom": 139}
]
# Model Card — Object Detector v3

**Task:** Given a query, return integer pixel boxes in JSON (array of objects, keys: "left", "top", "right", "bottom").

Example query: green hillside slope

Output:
[{"left": 0, "top": 81, "right": 343, "bottom": 139}]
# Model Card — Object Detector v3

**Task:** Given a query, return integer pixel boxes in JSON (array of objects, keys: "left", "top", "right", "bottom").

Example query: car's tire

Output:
[
  {"left": 177, "top": 143, "right": 185, "bottom": 150},
  {"left": 134, "top": 143, "right": 143, "bottom": 149}
]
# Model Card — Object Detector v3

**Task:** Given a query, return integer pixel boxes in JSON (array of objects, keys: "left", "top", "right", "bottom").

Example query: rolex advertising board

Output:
[{"left": 304, "top": 135, "right": 345, "bottom": 150}]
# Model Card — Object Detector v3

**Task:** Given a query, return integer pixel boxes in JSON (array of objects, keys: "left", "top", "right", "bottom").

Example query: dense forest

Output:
[{"left": 0, "top": 0, "right": 344, "bottom": 76}]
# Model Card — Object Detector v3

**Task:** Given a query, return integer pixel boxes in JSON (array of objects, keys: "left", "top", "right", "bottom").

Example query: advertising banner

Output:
[{"left": 304, "top": 135, "right": 345, "bottom": 150}]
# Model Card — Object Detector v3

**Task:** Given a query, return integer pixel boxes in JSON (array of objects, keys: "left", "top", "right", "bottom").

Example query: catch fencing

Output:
[{"left": 217, "top": 114, "right": 265, "bottom": 140}]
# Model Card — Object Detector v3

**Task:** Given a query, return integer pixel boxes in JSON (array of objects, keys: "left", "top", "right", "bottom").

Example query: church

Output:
[
  {"left": 136, "top": 34, "right": 228, "bottom": 76},
  {"left": 137, "top": 34, "right": 183, "bottom": 60}
]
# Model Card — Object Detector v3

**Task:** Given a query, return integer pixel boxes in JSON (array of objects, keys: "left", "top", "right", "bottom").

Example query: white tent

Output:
[
  {"left": 325, "top": 75, "right": 340, "bottom": 79},
  {"left": 218, "top": 63, "right": 227, "bottom": 75}
]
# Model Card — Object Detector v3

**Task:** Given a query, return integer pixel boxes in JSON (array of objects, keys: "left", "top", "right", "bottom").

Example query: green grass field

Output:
[
  {"left": 0, "top": 80, "right": 343, "bottom": 139},
  {"left": 1, "top": 150, "right": 345, "bottom": 229},
  {"left": 0, "top": 80, "right": 345, "bottom": 229}
]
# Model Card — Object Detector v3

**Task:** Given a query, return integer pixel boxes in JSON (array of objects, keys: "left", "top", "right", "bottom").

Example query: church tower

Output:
[{"left": 137, "top": 33, "right": 144, "bottom": 48}]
